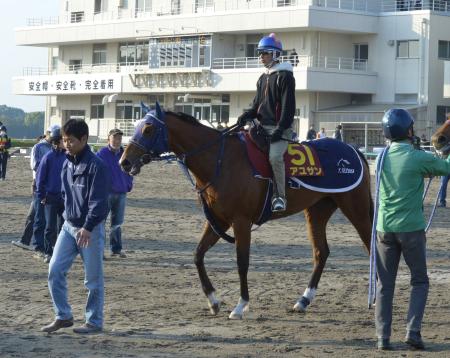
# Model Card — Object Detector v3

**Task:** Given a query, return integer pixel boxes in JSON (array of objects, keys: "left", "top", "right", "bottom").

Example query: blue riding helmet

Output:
[
  {"left": 257, "top": 33, "right": 283, "bottom": 56},
  {"left": 382, "top": 108, "right": 414, "bottom": 141}
]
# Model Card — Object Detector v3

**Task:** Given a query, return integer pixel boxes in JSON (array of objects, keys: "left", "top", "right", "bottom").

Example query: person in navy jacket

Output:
[
  {"left": 97, "top": 128, "right": 133, "bottom": 258},
  {"left": 42, "top": 119, "right": 110, "bottom": 334},
  {"left": 35, "top": 125, "right": 66, "bottom": 263}
]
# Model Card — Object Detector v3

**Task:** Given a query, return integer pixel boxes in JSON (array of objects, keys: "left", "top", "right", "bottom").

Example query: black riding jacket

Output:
[{"left": 244, "top": 62, "right": 296, "bottom": 130}]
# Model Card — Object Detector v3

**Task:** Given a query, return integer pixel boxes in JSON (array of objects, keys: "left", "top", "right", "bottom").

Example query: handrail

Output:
[
  {"left": 22, "top": 56, "right": 370, "bottom": 76},
  {"left": 25, "top": 0, "right": 450, "bottom": 27}
]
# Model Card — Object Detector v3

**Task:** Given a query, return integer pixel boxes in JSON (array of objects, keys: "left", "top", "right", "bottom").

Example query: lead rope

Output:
[{"left": 368, "top": 146, "right": 389, "bottom": 308}]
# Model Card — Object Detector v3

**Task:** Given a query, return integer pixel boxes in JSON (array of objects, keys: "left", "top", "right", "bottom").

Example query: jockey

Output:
[
  {"left": 374, "top": 108, "right": 450, "bottom": 350},
  {"left": 237, "top": 33, "right": 296, "bottom": 212}
]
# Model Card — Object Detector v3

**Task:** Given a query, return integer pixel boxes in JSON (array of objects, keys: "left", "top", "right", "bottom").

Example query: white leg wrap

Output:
[
  {"left": 293, "top": 287, "right": 316, "bottom": 312},
  {"left": 229, "top": 297, "right": 249, "bottom": 320},
  {"left": 303, "top": 287, "right": 316, "bottom": 301}
]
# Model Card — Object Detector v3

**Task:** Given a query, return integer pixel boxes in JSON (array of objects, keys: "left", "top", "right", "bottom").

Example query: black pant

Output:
[
  {"left": 0, "top": 152, "right": 7, "bottom": 179},
  {"left": 20, "top": 200, "right": 35, "bottom": 246}
]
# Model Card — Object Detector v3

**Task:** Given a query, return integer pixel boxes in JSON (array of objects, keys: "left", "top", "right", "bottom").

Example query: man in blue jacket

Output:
[
  {"left": 35, "top": 125, "right": 66, "bottom": 263},
  {"left": 97, "top": 128, "right": 133, "bottom": 258},
  {"left": 41, "top": 119, "right": 110, "bottom": 334}
]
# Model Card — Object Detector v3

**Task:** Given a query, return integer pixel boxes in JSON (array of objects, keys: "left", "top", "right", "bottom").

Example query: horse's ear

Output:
[{"left": 155, "top": 101, "right": 163, "bottom": 120}]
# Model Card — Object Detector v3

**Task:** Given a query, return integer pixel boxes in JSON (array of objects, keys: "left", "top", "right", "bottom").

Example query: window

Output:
[
  {"left": 94, "top": 0, "right": 102, "bottom": 13},
  {"left": 439, "top": 40, "right": 450, "bottom": 59},
  {"left": 150, "top": 35, "right": 210, "bottom": 68},
  {"left": 171, "top": 0, "right": 181, "bottom": 14},
  {"left": 50, "top": 107, "right": 57, "bottom": 116},
  {"left": 51, "top": 56, "right": 58, "bottom": 71},
  {"left": 119, "top": 0, "right": 129, "bottom": 8},
  {"left": 93, "top": 44, "right": 107, "bottom": 65},
  {"left": 354, "top": 43, "right": 368, "bottom": 61},
  {"left": 246, "top": 43, "right": 258, "bottom": 57},
  {"left": 91, "top": 96, "right": 104, "bottom": 119},
  {"left": 69, "top": 59, "right": 82, "bottom": 72},
  {"left": 277, "top": 0, "right": 291, "bottom": 6},
  {"left": 397, "top": 40, "right": 419, "bottom": 58},
  {"left": 437, "top": 105, "right": 450, "bottom": 124},
  {"left": 119, "top": 42, "right": 149, "bottom": 66},
  {"left": 116, "top": 100, "right": 133, "bottom": 119},
  {"left": 70, "top": 12, "right": 84, "bottom": 23},
  {"left": 195, "top": 0, "right": 213, "bottom": 13},
  {"left": 135, "top": 0, "right": 151, "bottom": 13}
]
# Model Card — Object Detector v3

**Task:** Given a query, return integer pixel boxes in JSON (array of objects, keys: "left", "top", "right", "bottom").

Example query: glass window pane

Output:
[
  {"left": 409, "top": 40, "right": 419, "bottom": 58},
  {"left": 439, "top": 40, "right": 448, "bottom": 59},
  {"left": 360, "top": 44, "right": 368, "bottom": 60},
  {"left": 397, "top": 41, "right": 408, "bottom": 58}
]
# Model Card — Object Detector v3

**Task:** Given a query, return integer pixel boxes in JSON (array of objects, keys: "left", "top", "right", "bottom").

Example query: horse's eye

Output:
[{"left": 142, "top": 125, "right": 153, "bottom": 136}]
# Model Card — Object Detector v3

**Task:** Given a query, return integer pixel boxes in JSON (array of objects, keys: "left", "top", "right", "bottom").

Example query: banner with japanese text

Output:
[{"left": 22, "top": 74, "right": 122, "bottom": 95}]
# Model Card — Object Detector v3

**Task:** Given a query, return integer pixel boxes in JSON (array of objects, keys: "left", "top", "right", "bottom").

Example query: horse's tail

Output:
[{"left": 354, "top": 146, "right": 374, "bottom": 224}]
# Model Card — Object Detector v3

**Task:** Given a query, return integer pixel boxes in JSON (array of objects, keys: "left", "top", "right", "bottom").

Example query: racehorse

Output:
[{"left": 120, "top": 105, "right": 373, "bottom": 319}]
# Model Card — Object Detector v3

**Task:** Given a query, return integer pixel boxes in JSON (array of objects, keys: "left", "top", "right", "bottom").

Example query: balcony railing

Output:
[
  {"left": 24, "top": 0, "right": 405, "bottom": 27},
  {"left": 212, "top": 55, "right": 369, "bottom": 71},
  {"left": 22, "top": 56, "right": 369, "bottom": 77}
]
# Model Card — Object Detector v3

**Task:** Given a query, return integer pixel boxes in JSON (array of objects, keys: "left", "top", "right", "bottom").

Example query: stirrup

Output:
[{"left": 271, "top": 197, "right": 286, "bottom": 212}]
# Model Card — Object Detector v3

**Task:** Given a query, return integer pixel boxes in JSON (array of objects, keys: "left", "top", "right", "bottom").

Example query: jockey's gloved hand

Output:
[
  {"left": 237, "top": 112, "right": 252, "bottom": 127},
  {"left": 271, "top": 128, "right": 283, "bottom": 143}
]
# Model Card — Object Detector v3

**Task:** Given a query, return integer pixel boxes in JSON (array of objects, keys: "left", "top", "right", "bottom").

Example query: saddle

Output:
[{"left": 248, "top": 124, "right": 270, "bottom": 153}]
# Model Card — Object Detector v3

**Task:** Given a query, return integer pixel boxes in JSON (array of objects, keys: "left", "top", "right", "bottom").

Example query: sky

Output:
[{"left": 1, "top": 0, "right": 59, "bottom": 112}]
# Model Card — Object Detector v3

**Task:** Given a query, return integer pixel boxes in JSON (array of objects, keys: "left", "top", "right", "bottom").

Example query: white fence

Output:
[{"left": 22, "top": 55, "right": 369, "bottom": 77}]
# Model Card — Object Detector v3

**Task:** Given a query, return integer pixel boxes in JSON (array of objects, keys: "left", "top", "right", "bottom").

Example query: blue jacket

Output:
[
  {"left": 31, "top": 139, "right": 52, "bottom": 173},
  {"left": 35, "top": 148, "right": 67, "bottom": 201},
  {"left": 62, "top": 145, "right": 110, "bottom": 232},
  {"left": 97, "top": 145, "right": 133, "bottom": 194}
]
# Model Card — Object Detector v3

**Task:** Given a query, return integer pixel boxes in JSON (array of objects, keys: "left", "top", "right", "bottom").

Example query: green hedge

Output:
[{"left": 10, "top": 139, "right": 36, "bottom": 148}]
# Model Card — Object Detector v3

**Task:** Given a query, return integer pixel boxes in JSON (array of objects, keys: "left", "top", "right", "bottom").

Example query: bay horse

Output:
[
  {"left": 120, "top": 105, "right": 373, "bottom": 319},
  {"left": 431, "top": 119, "right": 450, "bottom": 155}
]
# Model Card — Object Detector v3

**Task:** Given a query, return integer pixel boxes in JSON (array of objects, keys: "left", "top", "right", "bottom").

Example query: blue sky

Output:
[{"left": 1, "top": 0, "right": 59, "bottom": 112}]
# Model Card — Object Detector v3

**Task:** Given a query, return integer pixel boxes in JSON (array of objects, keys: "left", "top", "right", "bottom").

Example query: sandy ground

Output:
[{"left": 1, "top": 155, "right": 450, "bottom": 358}]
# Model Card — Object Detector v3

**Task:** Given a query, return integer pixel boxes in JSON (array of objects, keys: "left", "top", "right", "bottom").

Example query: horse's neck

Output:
[{"left": 166, "top": 117, "right": 221, "bottom": 185}]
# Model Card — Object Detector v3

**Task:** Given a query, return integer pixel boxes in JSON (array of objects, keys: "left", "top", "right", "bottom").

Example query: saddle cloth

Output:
[{"left": 239, "top": 134, "right": 363, "bottom": 193}]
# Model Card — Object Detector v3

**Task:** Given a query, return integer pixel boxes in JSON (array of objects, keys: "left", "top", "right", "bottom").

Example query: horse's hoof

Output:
[
  {"left": 228, "top": 311, "right": 243, "bottom": 320},
  {"left": 293, "top": 302, "right": 307, "bottom": 313},
  {"left": 293, "top": 296, "right": 310, "bottom": 313},
  {"left": 209, "top": 302, "right": 220, "bottom": 315}
]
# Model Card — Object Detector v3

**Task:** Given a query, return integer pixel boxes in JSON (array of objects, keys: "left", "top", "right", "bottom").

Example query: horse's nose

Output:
[{"left": 120, "top": 158, "right": 132, "bottom": 173}]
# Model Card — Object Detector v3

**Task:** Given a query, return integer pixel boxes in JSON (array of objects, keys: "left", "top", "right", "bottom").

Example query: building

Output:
[{"left": 12, "top": 0, "right": 450, "bottom": 149}]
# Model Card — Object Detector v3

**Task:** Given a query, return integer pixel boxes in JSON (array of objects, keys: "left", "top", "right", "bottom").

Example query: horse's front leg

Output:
[
  {"left": 194, "top": 222, "right": 223, "bottom": 315},
  {"left": 229, "top": 218, "right": 252, "bottom": 320}
]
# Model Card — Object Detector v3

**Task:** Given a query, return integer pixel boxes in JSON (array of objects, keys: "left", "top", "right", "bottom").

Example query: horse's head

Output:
[
  {"left": 119, "top": 103, "right": 169, "bottom": 176},
  {"left": 431, "top": 120, "right": 450, "bottom": 156}
]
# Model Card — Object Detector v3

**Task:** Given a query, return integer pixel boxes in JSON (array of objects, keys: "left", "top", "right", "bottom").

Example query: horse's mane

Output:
[{"left": 165, "top": 111, "right": 220, "bottom": 133}]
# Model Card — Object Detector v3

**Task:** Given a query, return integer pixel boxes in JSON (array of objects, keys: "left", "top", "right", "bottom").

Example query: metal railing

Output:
[
  {"left": 22, "top": 62, "right": 149, "bottom": 76},
  {"left": 212, "top": 55, "right": 369, "bottom": 71},
  {"left": 22, "top": 56, "right": 370, "bottom": 76},
  {"left": 28, "top": 0, "right": 436, "bottom": 27},
  {"left": 380, "top": 0, "right": 450, "bottom": 12}
]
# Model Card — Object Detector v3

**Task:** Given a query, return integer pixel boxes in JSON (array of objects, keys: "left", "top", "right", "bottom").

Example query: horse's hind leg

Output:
[
  {"left": 335, "top": 189, "right": 372, "bottom": 253},
  {"left": 194, "top": 222, "right": 224, "bottom": 315},
  {"left": 294, "top": 197, "right": 337, "bottom": 313}
]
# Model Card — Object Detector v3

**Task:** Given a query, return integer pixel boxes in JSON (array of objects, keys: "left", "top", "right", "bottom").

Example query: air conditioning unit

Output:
[{"left": 387, "top": 40, "right": 395, "bottom": 47}]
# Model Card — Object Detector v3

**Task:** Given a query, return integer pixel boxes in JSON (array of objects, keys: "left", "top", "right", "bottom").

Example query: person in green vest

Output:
[{"left": 375, "top": 108, "right": 450, "bottom": 350}]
